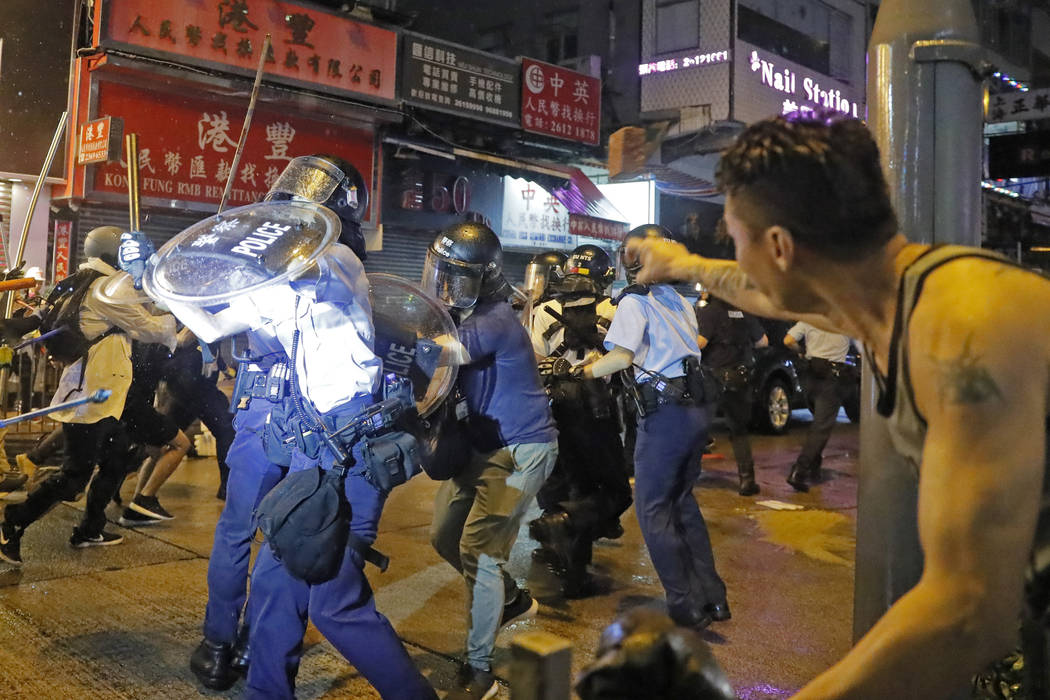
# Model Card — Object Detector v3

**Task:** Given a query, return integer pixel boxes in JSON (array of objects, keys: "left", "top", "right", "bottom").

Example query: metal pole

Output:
[
  {"left": 0, "top": 111, "right": 67, "bottom": 419},
  {"left": 3, "top": 111, "right": 67, "bottom": 320},
  {"left": 856, "top": 7, "right": 982, "bottom": 700},
  {"left": 219, "top": 33, "right": 271, "bottom": 213}
]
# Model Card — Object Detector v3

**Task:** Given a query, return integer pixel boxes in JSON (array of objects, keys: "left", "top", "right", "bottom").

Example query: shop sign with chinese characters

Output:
[
  {"left": 638, "top": 50, "right": 729, "bottom": 76},
  {"left": 77, "top": 116, "right": 123, "bottom": 166},
  {"left": 520, "top": 58, "right": 600, "bottom": 146},
  {"left": 88, "top": 79, "right": 374, "bottom": 214},
  {"left": 400, "top": 32, "right": 520, "bottom": 127},
  {"left": 987, "top": 87, "right": 1050, "bottom": 123},
  {"left": 98, "top": 0, "right": 397, "bottom": 103},
  {"left": 52, "top": 221, "right": 73, "bottom": 282},
  {"left": 501, "top": 177, "right": 575, "bottom": 251},
  {"left": 568, "top": 214, "right": 627, "bottom": 242}
]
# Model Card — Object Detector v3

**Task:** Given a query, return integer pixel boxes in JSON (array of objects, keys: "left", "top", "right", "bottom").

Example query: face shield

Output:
[
  {"left": 523, "top": 263, "right": 550, "bottom": 302},
  {"left": 421, "top": 249, "right": 484, "bottom": 309},
  {"left": 266, "top": 156, "right": 347, "bottom": 206}
]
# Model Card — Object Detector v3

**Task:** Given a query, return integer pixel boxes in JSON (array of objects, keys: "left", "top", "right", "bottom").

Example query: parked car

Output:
[{"left": 747, "top": 319, "right": 861, "bottom": 434}]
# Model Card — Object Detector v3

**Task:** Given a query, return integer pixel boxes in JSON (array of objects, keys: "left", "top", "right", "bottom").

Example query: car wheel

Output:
[{"left": 757, "top": 377, "right": 792, "bottom": 435}]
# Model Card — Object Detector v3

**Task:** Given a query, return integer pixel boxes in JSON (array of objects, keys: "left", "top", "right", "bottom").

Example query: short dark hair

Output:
[{"left": 715, "top": 112, "right": 898, "bottom": 261}]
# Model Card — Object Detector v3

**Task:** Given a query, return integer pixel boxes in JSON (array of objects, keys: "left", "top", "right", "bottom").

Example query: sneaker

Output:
[
  {"left": 500, "top": 589, "right": 538, "bottom": 628},
  {"left": 119, "top": 508, "right": 163, "bottom": 527},
  {"left": 70, "top": 529, "right": 124, "bottom": 548},
  {"left": 129, "top": 494, "right": 174, "bottom": 520},
  {"left": 449, "top": 663, "right": 499, "bottom": 700},
  {"left": 0, "top": 521, "right": 23, "bottom": 566}
]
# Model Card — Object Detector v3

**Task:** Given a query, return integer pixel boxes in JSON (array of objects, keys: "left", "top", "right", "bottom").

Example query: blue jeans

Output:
[
  {"left": 430, "top": 441, "right": 558, "bottom": 671},
  {"left": 634, "top": 403, "right": 726, "bottom": 616},
  {"left": 245, "top": 409, "right": 436, "bottom": 700},
  {"left": 203, "top": 400, "right": 285, "bottom": 644}
]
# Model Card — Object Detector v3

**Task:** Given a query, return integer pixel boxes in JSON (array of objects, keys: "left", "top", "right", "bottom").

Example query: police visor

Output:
[{"left": 421, "top": 250, "right": 484, "bottom": 309}]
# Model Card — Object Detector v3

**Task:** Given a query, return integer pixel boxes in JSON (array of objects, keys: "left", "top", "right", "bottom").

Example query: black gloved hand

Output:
[
  {"left": 537, "top": 356, "right": 572, "bottom": 378},
  {"left": 575, "top": 608, "right": 737, "bottom": 700}
]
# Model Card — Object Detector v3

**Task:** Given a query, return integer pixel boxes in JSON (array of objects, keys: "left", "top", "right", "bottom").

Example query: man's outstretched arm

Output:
[{"left": 794, "top": 268, "right": 1048, "bottom": 699}]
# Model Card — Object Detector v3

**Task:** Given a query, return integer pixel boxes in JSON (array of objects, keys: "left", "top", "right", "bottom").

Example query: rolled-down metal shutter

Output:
[
  {"left": 74, "top": 205, "right": 203, "bottom": 268},
  {"left": 363, "top": 225, "right": 431, "bottom": 283}
]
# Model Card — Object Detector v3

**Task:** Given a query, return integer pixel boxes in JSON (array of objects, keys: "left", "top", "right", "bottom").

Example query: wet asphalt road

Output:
[{"left": 0, "top": 410, "right": 858, "bottom": 699}]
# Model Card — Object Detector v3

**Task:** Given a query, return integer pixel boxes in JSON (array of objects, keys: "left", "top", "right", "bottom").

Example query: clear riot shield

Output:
[{"left": 369, "top": 273, "right": 460, "bottom": 418}]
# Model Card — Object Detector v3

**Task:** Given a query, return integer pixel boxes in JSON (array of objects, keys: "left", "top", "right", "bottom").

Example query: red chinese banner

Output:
[
  {"left": 520, "top": 58, "right": 601, "bottom": 146},
  {"left": 89, "top": 79, "right": 375, "bottom": 214},
  {"left": 568, "top": 214, "right": 628, "bottom": 242},
  {"left": 52, "top": 221, "right": 73, "bottom": 282},
  {"left": 99, "top": 0, "right": 397, "bottom": 103},
  {"left": 78, "top": 117, "right": 114, "bottom": 166}
]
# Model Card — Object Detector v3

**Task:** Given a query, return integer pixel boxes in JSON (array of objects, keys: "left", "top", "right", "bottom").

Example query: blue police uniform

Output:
[
  {"left": 205, "top": 245, "right": 432, "bottom": 700},
  {"left": 605, "top": 284, "right": 727, "bottom": 624},
  {"left": 202, "top": 334, "right": 288, "bottom": 648}
]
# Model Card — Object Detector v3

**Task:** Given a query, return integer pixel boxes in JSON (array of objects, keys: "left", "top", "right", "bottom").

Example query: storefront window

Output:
[
  {"left": 656, "top": 0, "right": 700, "bottom": 55},
  {"left": 737, "top": 0, "right": 855, "bottom": 79}
]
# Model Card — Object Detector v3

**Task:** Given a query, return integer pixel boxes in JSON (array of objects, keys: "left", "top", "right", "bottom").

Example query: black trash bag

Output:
[
  {"left": 575, "top": 608, "right": 737, "bottom": 700},
  {"left": 254, "top": 466, "right": 350, "bottom": 584}
]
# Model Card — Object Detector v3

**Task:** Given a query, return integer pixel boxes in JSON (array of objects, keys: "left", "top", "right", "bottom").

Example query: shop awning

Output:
[{"left": 549, "top": 168, "right": 628, "bottom": 223}]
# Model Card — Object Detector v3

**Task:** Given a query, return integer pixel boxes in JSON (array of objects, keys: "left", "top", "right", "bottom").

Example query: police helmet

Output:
[
  {"left": 565, "top": 244, "right": 614, "bottom": 286},
  {"left": 620, "top": 224, "right": 673, "bottom": 282},
  {"left": 524, "top": 250, "right": 567, "bottom": 302},
  {"left": 83, "top": 226, "right": 123, "bottom": 266},
  {"left": 264, "top": 154, "right": 369, "bottom": 260},
  {"left": 422, "top": 222, "right": 507, "bottom": 309}
]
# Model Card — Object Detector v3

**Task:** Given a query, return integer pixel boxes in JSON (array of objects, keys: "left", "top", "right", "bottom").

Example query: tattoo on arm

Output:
[{"left": 934, "top": 334, "right": 1004, "bottom": 407}]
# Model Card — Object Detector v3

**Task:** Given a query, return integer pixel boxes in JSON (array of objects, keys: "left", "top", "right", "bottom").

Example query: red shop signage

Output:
[
  {"left": 568, "top": 214, "right": 627, "bottom": 242},
  {"left": 520, "top": 58, "right": 601, "bottom": 146},
  {"left": 89, "top": 79, "right": 375, "bottom": 214},
  {"left": 77, "top": 116, "right": 121, "bottom": 166},
  {"left": 52, "top": 221, "right": 73, "bottom": 282},
  {"left": 98, "top": 0, "right": 397, "bottom": 103}
]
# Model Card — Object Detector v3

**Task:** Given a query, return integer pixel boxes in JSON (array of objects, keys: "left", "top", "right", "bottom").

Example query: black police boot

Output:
[
  {"left": 807, "top": 454, "right": 823, "bottom": 484},
  {"left": 786, "top": 463, "right": 809, "bottom": 492},
  {"left": 528, "top": 511, "right": 574, "bottom": 571},
  {"left": 230, "top": 623, "right": 250, "bottom": 675},
  {"left": 737, "top": 462, "right": 760, "bottom": 496},
  {"left": 190, "top": 638, "right": 239, "bottom": 691}
]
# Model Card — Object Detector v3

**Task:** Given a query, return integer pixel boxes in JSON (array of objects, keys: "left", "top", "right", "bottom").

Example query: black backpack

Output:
[{"left": 38, "top": 268, "right": 108, "bottom": 364}]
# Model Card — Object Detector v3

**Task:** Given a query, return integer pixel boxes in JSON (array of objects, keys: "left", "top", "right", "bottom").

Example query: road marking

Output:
[{"left": 373, "top": 562, "right": 461, "bottom": 626}]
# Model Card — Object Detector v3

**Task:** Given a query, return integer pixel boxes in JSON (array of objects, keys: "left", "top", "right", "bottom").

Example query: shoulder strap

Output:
[{"left": 612, "top": 284, "right": 649, "bottom": 306}]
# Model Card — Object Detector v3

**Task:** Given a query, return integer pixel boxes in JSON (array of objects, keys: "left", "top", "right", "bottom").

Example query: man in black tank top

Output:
[{"left": 625, "top": 112, "right": 1050, "bottom": 698}]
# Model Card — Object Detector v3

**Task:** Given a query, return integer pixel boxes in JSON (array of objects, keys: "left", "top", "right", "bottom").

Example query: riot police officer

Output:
[
  {"left": 529, "top": 244, "right": 632, "bottom": 598},
  {"left": 696, "top": 293, "right": 768, "bottom": 495},
  {"left": 425, "top": 222, "right": 558, "bottom": 698},
  {"left": 121, "top": 155, "right": 437, "bottom": 699},
  {"left": 522, "top": 250, "right": 567, "bottom": 328},
  {"left": 579, "top": 225, "right": 729, "bottom": 631}
]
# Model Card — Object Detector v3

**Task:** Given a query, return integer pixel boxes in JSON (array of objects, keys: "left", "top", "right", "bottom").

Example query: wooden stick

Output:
[{"left": 219, "top": 33, "right": 271, "bottom": 213}]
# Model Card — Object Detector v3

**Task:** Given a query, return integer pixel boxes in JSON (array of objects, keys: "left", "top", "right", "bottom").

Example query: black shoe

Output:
[
  {"left": 119, "top": 508, "right": 163, "bottom": 527},
  {"left": 500, "top": 588, "right": 538, "bottom": 628},
  {"left": 129, "top": 494, "right": 174, "bottom": 520},
  {"left": 216, "top": 484, "right": 227, "bottom": 501},
  {"left": 529, "top": 512, "right": 573, "bottom": 568},
  {"left": 596, "top": 520, "right": 625, "bottom": 540},
  {"left": 807, "top": 466, "right": 823, "bottom": 483},
  {"left": 738, "top": 477, "right": 760, "bottom": 496},
  {"left": 669, "top": 606, "right": 713, "bottom": 632},
  {"left": 705, "top": 601, "right": 732, "bottom": 622},
  {"left": 230, "top": 624, "right": 250, "bottom": 674},
  {"left": 0, "top": 521, "right": 24, "bottom": 567},
  {"left": 450, "top": 663, "right": 499, "bottom": 700},
  {"left": 190, "top": 638, "right": 239, "bottom": 691},
  {"left": 786, "top": 464, "right": 809, "bottom": 492},
  {"left": 70, "top": 529, "right": 124, "bottom": 548}
]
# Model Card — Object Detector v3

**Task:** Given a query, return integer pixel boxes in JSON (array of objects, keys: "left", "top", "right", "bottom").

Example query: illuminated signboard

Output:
[
  {"left": 638, "top": 50, "right": 730, "bottom": 76},
  {"left": 746, "top": 49, "right": 859, "bottom": 118}
]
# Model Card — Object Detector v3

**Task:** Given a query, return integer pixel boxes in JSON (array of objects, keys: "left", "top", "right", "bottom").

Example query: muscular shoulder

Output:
[{"left": 907, "top": 257, "right": 1050, "bottom": 422}]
